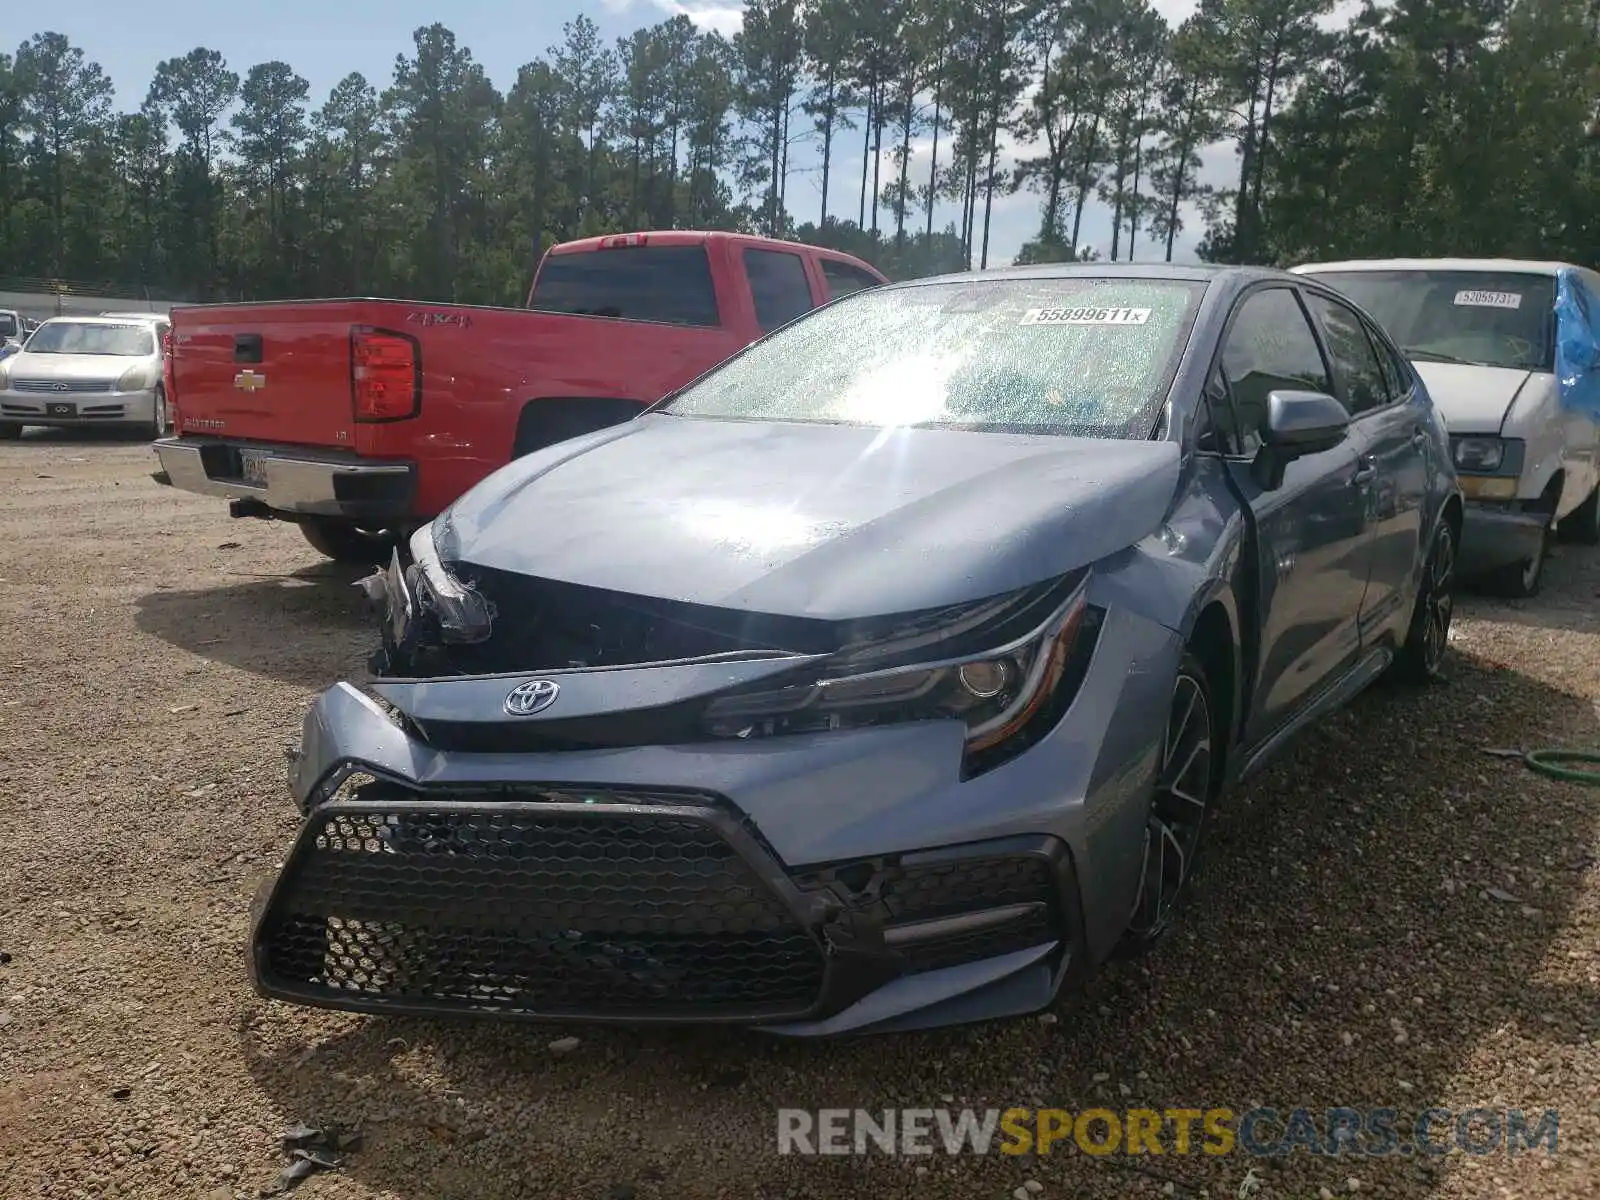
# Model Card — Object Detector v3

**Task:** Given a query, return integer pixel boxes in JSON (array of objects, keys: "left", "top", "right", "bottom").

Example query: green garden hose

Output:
[{"left": 1523, "top": 749, "right": 1600, "bottom": 784}]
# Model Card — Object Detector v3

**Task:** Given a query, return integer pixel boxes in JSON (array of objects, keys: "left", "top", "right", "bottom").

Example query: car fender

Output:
[
  {"left": 1500, "top": 374, "right": 1567, "bottom": 503},
  {"left": 1083, "top": 459, "right": 1250, "bottom": 749}
]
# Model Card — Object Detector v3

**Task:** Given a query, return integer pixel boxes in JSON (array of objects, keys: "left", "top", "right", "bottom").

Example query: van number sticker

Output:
[
  {"left": 1022, "top": 306, "right": 1152, "bottom": 326},
  {"left": 1453, "top": 290, "right": 1523, "bottom": 309}
]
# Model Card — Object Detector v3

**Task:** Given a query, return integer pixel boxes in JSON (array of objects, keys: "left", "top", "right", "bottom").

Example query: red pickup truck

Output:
[{"left": 152, "top": 231, "right": 887, "bottom": 561}]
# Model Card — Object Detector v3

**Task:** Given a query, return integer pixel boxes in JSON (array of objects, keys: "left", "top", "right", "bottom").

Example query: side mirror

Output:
[{"left": 1252, "top": 389, "right": 1350, "bottom": 490}]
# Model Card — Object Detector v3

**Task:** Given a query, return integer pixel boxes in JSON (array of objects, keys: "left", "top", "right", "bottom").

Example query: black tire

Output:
[
  {"left": 1115, "top": 652, "right": 1220, "bottom": 958},
  {"left": 1559, "top": 485, "right": 1600, "bottom": 546},
  {"left": 0, "top": 421, "right": 21, "bottom": 440},
  {"left": 511, "top": 397, "right": 649, "bottom": 459},
  {"left": 299, "top": 518, "right": 396, "bottom": 566},
  {"left": 1481, "top": 520, "right": 1550, "bottom": 599},
  {"left": 1392, "top": 518, "right": 1456, "bottom": 683},
  {"left": 150, "top": 386, "right": 170, "bottom": 440}
]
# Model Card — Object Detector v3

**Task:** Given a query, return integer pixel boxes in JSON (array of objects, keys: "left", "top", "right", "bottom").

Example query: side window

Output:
[
  {"left": 820, "top": 258, "right": 882, "bottom": 300},
  {"left": 1306, "top": 294, "right": 1389, "bottom": 416},
  {"left": 744, "top": 249, "right": 815, "bottom": 332},
  {"left": 1220, "top": 288, "right": 1333, "bottom": 455},
  {"left": 1368, "top": 320, "right": 1415, "bottom": 402}
]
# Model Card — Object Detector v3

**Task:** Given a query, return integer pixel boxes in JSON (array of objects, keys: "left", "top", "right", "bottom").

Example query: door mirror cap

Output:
[
  {"left": 1251, "top": 390, "right": 1350, "bottom": 491},
  {"left": 1263, "top": 389, "right": 1350, "bottom": 454}
]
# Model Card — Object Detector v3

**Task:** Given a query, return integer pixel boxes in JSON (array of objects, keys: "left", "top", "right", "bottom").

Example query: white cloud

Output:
[{"left": 600, "top": 0, "right": 745, "bottom": 37}]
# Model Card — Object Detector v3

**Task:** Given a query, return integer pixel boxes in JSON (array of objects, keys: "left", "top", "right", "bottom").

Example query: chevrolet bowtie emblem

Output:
[{"left": 233, "top": 370, "right": 266, "bottom": 392}]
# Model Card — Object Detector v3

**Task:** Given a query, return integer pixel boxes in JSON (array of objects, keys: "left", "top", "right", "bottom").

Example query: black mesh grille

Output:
[{"left": 258, "top": 799, "right": 826, "bottom": 1019}]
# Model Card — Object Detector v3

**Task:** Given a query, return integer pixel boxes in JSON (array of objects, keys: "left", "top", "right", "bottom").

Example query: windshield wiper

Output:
[{"left": 1401, "top": 346, "right": 1484, "bottom": 367}]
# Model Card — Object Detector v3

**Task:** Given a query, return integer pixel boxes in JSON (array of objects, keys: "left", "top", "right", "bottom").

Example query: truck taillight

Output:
[
  {"left": 351, "top": 327, "right": 421, "bottom": 422},
  {"left": 163, "top": 329, "right": 178, "bottom": 420}
]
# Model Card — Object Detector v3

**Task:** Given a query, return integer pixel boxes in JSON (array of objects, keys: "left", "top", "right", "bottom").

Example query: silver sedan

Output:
[{"left": 0, "top": 316, "right": 171, "bottom": 439}]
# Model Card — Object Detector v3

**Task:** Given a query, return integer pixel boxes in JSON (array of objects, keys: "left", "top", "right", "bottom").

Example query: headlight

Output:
[
  {"left": 702, "top": 583, "right": 1100, "bottom": 775},
  {"left": 1453, "top": 437, "right": 1505, "bottom": 472},
  {"left": 117, "top": 364, "right": 155, "bottom": 391},
  {"left": 407, "top": 520, "right": 494, "bottom": 643}
]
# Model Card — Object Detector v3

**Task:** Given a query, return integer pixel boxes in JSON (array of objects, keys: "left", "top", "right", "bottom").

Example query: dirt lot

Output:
[{"left": 1, "top": 431, "right": 1598, "bottom": 1200}]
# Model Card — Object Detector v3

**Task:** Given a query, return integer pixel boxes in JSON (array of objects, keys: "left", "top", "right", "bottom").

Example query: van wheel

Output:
[
  {"left": 0, "top": 421, "right": 21, "bottom": 440},
  {"left": 1482, "top": 522, "right": 1550, "bottom": 599},
  {"left": 299, "top": 518, "right": 395, "bottom": 566},
  {"left": 1559, "top": 485, "right": 1600, "bottom": 545}
]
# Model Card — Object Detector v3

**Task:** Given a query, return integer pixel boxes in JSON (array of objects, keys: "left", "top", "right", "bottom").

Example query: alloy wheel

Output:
[
  {"left": 1127, "top": 669, "right": 1213, "bottom": 940},
  {"left": 1421, "top": 524, "right": 1456, "bottom": 675}
]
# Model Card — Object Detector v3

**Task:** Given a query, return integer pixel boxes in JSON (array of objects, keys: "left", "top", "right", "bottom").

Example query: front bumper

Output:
[
  {"left": 1458, "top": 499, "right": 1549, "bottom": 573},
  {"left": 1, "top": 386, "right": 156, "bottom": 426},
  {"left": 152, "top": 436, "right": 416, "bottom": 520},
  {"left": 249, "top": 784, "right": 1081, "bottom": 1035},
  {"left": 252, "top": 602, "right": 1182, "bottom": 1035}
]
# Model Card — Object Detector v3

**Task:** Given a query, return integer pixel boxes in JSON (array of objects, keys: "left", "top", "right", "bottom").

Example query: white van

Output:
[{"left": 1291, "top": 258, "right": 1600, "bottom": 596}]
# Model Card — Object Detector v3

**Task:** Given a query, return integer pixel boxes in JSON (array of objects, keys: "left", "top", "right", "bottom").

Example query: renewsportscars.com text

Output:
[{"left": 776, "top": 1107, "right": 1558, "bottom": 1158}]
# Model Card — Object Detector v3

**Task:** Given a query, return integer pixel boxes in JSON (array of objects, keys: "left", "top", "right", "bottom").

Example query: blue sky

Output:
[{"left": 40, "top": 0, "right": 1233, "bottom": 271}]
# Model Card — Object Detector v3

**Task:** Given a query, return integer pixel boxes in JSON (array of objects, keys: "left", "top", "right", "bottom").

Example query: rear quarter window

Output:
[{"left": 528, "top": 245, "right": 721, "bottom": 327}]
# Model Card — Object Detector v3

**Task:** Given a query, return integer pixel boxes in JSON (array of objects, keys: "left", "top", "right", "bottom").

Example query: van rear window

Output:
[{"left": 528, "top": 245, "right": 720, "bottom": 327}]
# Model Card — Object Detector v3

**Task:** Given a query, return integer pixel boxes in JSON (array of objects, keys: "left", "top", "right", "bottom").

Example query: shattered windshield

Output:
[
  {"left": 659, "top": 277, "right": 1204, "bottom": 438},
  {"left": 1304, "top": 270, "right": 1556, "bottom": 372},
  {"left": 24, "top": 322, "right": 155, "bottom": 357}
]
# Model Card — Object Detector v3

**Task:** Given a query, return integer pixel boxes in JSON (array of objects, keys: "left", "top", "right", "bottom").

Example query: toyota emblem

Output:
[
  {"left": 52, "top": 383, "right": 68, "bottom": 391},
  {"left": 504, "top": 678, "right": 560, "bottom": 716}
]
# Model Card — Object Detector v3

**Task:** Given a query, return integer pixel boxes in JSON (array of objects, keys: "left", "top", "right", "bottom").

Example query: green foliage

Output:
[{"left": 1, "top": 0, "right": 1594, "bottom": 305}]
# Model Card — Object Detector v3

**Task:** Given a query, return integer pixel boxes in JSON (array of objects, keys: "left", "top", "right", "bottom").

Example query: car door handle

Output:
[{"left": 1351, "top": 460, "right": 1377, "bottom": 486}]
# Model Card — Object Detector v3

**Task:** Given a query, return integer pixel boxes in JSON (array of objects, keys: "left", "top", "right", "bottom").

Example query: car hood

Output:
[
  {"left": 439, "top": 414, "right": 1182, "bottom": 621},
  {"left": 5, "top": 352, "right": 141, "bottom": 382},
  {"left": 1411, "top": 362, "right": 1536, "bottom": 434}
]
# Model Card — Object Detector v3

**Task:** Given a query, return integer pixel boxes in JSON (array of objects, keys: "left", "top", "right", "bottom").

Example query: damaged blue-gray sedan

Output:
[{"left": 254, "top": 264, "right": 1461, "bottom": 1036}]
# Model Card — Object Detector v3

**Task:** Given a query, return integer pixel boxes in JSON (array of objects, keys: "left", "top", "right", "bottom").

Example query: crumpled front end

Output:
[{"left": 263, "top": 557, "right": 1183, "bottom": 1035}]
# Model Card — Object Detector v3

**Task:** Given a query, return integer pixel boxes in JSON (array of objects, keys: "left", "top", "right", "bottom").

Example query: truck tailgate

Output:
[{"left": 170, "top": 301, "right": 369, "bottom": 448}]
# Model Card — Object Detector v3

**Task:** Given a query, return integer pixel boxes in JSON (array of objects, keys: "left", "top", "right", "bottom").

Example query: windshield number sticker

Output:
[
  {"left": 1453, "top": 290, "right": 1523, "bottom": 310},
  {"left": 1022, "top": 306, "right": 1152, "bottom": 326}
]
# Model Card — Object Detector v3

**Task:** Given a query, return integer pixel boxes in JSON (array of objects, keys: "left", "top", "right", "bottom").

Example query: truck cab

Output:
[{"left": 151, "top": 231, "right": 887, "bottom": 562}]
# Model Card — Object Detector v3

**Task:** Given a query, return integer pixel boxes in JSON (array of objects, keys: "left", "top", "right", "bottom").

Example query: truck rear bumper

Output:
[{"left": 153, "top": 437, "right": 417, "bottom": 520}]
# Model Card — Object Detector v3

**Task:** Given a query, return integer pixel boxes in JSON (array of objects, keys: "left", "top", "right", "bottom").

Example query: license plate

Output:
[
  {"left": 47, "top": 402, "right": 74, "bottom": 418},
  {"left": 240, "top": 451, "right": 269, "bottom": 486}
]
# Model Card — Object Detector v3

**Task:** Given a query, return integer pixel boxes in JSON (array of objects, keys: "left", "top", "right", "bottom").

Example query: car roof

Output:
[
  {"left": 880, "top": 261, "right": 1296, "bottom": 291},
  {"left": 39, "top": 314, "right": 161, "bottom": 326},
  {"left": 97, "top": 311, "right": 169, "bottom": 321},
  {"left": 1290, "top": 257, "right": 1577, "bottom": 277},
  {"left": 548, "top": 230, "right": 876, "bottom": 261}
]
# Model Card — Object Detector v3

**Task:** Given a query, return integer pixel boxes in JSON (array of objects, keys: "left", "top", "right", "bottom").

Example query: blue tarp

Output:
[{"left": 1555, "top": 267, "right": 1600, "bottom": 419}]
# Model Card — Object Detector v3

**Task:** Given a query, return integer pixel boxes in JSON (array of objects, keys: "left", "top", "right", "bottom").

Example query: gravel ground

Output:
[{"left": 1, "top": 431, "right": 1598, "bottom": 1200}]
